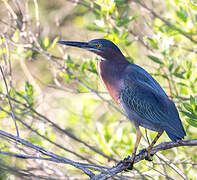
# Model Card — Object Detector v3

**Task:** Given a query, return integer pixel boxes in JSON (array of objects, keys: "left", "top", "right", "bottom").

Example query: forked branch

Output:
[{"left": 0, "top": 129, "right": 196, "bottom": 180}]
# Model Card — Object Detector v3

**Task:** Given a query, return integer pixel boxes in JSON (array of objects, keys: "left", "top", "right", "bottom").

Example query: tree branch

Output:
[
  {"left": 0, "top": 64, "right": 20, "bottom": 137},
  {"left": 91, "top": 139, "right": 197, "bottom": 180},
  {"left": 0, "top": 127, "right": 196, "bottom": 179},
  {"left": 0, "top": 92, "right": 117, "bottom": 162},
  {"left": 135, "top": 0, "right": 197, "bottom": 44},
  {"left": 0, "top": 129, "right": 96, "bottom": 178}
]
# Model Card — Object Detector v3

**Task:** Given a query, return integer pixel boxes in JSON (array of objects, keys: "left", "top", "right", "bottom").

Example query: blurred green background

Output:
[{"left": 0, "top": 0, "right": 197, "bottom": 179}]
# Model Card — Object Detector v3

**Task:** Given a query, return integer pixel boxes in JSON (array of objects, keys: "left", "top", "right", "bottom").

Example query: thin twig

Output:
[
  {"left": 0, "top": 65, "right": 20, "bottom": 137},
  {"left": 0, "top": 108, "right": 196, "bottom": 179},
  {"left": 1, "top": 92, "right": 117, "bottom": 162},
  {"left": 91, "top": 139, "right": 197, "bottom": 180},
  {"left": 0, "top": 129, "right": 95, "bottom": 178},
  {"left": 0, "top": 106, "right": 94, "bottom": 163},
  {"left": 33, "top": 0, "right": 40, "bottom": 36},
  {"left": 156, "top": 154, "right": 186, "bottom": 180},
  {"left": 135, "top": 0, "right": 197, "bottom": 44}
]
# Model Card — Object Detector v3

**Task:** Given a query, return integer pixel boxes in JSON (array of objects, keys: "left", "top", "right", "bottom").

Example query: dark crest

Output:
[{"left": 89, "top": 39, "right": 122, "bottom": 54}]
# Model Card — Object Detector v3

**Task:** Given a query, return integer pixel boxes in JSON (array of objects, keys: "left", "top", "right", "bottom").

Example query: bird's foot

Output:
[
  {"left": 140, "top": 149, "right": 153, "bottom": 161},
  {"left": 145, "top": 154, "right": 153, "bottom": 161},
  {"left": 119, "top": 155, "right": 134, "bottom": 170}
]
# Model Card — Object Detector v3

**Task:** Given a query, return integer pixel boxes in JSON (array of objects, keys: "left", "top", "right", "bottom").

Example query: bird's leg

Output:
[
  {"left": 145, "top": 131, "right": 163, "bottom": 161},
  {"left": 124, "top": 126, "right": 142, "bottom": 170}
]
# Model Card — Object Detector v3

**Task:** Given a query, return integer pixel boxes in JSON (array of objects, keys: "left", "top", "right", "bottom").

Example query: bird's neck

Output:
[
  {"left": 98, "top": 57, "right": 129, "bottom": 75},
  {"left": 97, "top": 57, "right": 129, "bottom": 104}
]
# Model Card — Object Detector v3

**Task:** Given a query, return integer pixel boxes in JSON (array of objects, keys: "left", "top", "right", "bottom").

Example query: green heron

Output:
[{"left": 58, "top": 39, "right": 186, "bottom": 168}]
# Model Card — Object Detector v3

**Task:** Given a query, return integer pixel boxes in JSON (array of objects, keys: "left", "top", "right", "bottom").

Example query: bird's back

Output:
[{"left": 120, "top": 64, "right": 186, "bottom": 141}]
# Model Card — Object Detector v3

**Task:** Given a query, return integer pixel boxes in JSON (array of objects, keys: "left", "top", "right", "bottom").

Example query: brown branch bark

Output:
[
  {"left": 0, "top": 128, "right": 196, "bottom": 180},
  {"left": 91, "top": 139, "right": 197, "bottom": 180},
  {"left": 0, "top": 92, "right": 117, "bottom": 162}
]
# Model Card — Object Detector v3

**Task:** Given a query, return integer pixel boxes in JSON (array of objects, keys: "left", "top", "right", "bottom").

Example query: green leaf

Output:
[
  {"left": 115, "top": 0, "right": 127, "bottom": 6},
  {"left": 174, "top": 66, "right": 181, "bottom": 74},
  {"left": 81, "top": 61, "right": 88, "bottom": 72},
  {"left": 186, "top": 118, "right": 197, "bottom": 128},
  {"left": 49, "top": 37, "right": 59, "bottom": 50},
  {"left": 28, "top": 135, "right": 42, "bottom": 145},
  {"left": 147, "top": 55, "right": 164, "bottom": 65},
  {"left": 77, "top": 83, "right": 89, "bottom": 93},
  {"left": 44, "top": 37, "right": 49, "bottom": 47},
  {"left": 176, "top": 7, "right": 188, "bottom": 22},
  {"left": 177, "top": 82, "right": 187, "bottom": 87},
  {"left": 0, "top": 108, "right": 8, "bottom": 118},
  {"left": 25, "top": 50, "right": 33, "bottom": 58},
  {"left": 117, "top": 16, "right": 138, "bottom": 27},
  {"left": 86, "top": 26, "right": 105, "bottom": 32},
  {"left": 113, "top": 27, "right": 120, "bottom": 35},
  {"left": 64, "top": 73, "right": 71, "bottom": 83},
  {"left": 0, "top": 37, "right": 5, "bottom": 45},
  {"left": 145, "top": 37, "right": 158, "bottom": 49},
  {"left": 168, "top": 63, "right": 174, "bottom": 72},
  {"left": 190, "top": 95, "right": 196, "bottom": 105},
  {"left": 183, "top": 103, "right": 193, "bottom": 112},
  {"left": 25, "top": 82, "right": 33, "bottom": 97},
  {"left": 173, "top": 72, "right": 184, "bottom": 79},
  {"left": 181, "top": 110, "right": 197, "bottom": 119},
  {"left": 25, "top": 81, "right": 34, "bottom": 106},
  {"left": 12, "top": 29, "right": 19, "bottom": 43},
  {"left": 89, "top": 61, "right": 97, "bottom": 74}
]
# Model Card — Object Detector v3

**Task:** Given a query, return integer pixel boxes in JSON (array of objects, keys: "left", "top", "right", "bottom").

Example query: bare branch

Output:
[
  {"left": 0, "top": 123, "right": 196, "bottom": 179},
  {"left": 0, "top": 92, "right": 116, "bottom": 162},
  {"left": 91, "top": 139, "right": 197, "bottom": 180},
  {"left": 0, "top": 129, "right": 95, "bottom": 178},
  {"left": 33, "top": 0, "right": 40, "bottom": 36},
  {"left": 0, "top": 65, "right": 20, "bottom": 137}
]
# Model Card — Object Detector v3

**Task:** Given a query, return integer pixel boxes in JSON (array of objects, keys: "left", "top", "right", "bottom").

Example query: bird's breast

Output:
[{"left": 97, "top": 60, "right": 123, "bottom": 104}]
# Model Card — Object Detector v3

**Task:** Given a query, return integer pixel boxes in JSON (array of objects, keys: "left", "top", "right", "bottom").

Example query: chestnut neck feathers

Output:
[{"left": 97, "top": 56, "right": 129, "bottom": 104}]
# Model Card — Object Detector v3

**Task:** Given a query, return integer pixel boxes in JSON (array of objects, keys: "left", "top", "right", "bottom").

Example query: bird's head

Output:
[{"left": 58, "top": 39, "right": 124, "bottom": 60}]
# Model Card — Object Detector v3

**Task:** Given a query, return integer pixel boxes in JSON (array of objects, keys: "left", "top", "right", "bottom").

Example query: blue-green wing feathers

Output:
[{"left": 121, "top": 64, "right": 186, "bottom": 141}]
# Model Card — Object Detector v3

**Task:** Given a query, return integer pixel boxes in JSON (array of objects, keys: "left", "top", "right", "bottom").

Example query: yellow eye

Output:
[{"left": 97, "top": 43, "right": 102, "bottom": 48}]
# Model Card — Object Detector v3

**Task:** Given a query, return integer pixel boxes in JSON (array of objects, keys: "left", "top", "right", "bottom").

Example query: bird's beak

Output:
[{"left": 58, "top": 41, "right": 94, "bottom": 50}]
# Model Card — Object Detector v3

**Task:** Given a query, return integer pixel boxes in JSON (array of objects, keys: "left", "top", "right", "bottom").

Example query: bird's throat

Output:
[{"left": 97, "top": 59, "right": 129, "bottom": 104}]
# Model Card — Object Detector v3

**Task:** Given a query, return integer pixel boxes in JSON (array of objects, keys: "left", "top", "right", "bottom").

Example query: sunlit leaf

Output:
[
  {"left": 186, "top": 118, "right": 197, "bottom": 127},
  {"left": 44, "top": 37, "right": 50, "bottom": 48},
  {"left": 117, "top": 16, "right": 138, "bottom": 27},
  {"left": 49, "top": 37, "right": 59, "bottom": 50},
  {"left": 147, "top": 55, "right": 164, "bottom": 65},
  {"left": 176, "top": 7, "right": 188, "bottom": 22},
  {"left": 183, "top": 103, "right": 193, "bottom": 113},
  {"left": 145, "top": 37, "right": 158, "bottom": 49}
]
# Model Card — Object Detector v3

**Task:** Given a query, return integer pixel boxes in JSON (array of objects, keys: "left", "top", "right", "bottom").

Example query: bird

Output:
[{"left": 58, "top": 39, "right": 186, "bottom": 169}]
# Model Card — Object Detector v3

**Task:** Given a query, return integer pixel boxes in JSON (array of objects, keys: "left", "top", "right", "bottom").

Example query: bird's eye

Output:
[{"left": 96, "top": 43, "right": 102, "bottom": 48}]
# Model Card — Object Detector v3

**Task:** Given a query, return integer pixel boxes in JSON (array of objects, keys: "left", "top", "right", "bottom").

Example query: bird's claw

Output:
[
  {"left": 126, "top": 161, "right": 134, "bottom": 170},
  {"left": 123, "top": 155, "right": 131, "bottom": 161},
  {"left": 145, "top": 154, "right": 153, "bottom": 161},
  {"left": 140, "top": 149, "right": 153, "bottom": 161},
  {"left": 119, "top": 155, "right": 134, "bottom": 170}
]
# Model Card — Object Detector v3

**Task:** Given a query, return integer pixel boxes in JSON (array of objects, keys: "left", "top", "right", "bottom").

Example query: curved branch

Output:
[
  {"left": 91, "top": 139, "right": 197, "bottom": 180},
  {"left": 0, "top": 127, "right": 196, "bottom": 179},
  {"left": 0, "top": 129, "right": 95, "bottom": 178},
  {"left": 0, "top": 93, "right": 116, "bottom": 162}
]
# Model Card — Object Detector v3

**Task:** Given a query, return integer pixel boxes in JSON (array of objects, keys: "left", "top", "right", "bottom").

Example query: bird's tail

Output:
[
  {"left": 165, "top": 124, "right": 186, "bottom": 142},
  {"left": 166, "top": 131, "right": 183, "bottom": 142},
  {"left": 165, "top": 100, "right": 186, "bottom": 142}
]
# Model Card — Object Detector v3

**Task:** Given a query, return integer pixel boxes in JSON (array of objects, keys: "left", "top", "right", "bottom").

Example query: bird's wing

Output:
[{"left": 120, "top": 65, "right": 186, "bottom": 140}]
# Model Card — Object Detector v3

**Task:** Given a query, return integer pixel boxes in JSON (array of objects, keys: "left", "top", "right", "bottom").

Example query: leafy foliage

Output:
[{"left": 0, "top": 0, "right": 197, "bottom": 179}]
